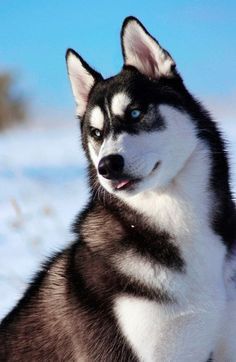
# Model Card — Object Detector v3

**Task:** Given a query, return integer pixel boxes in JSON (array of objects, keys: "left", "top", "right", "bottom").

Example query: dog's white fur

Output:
[
  {"left": 111, "top": 93, "right": 131, "bottom": 116},
  {"left": 90, "top": 106, "right": 104, "bottom": 130}
]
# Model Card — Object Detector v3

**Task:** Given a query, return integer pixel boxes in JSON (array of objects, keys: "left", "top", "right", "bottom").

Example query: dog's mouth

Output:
[
  {"left": 113, "top": 178, "right": 140, "bottom": 191},
  {"left": 112, "top": 161, "right": 161, "bottom": 191},
  {"left": 152, "top": 161, "right": 161, "bottom": 173}
]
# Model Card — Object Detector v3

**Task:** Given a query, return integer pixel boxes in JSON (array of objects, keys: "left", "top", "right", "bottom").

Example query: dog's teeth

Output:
[{"left": 116, "top": 180, "right": 130, "bottom": 189}]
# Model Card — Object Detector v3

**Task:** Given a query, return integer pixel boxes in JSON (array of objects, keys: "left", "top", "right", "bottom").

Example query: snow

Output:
[
  {"left": 0, "top": 115, "right": 235, "bottom": 321},
  {"left": 0, "top": 120, "right": 89, "bottom": 319}
]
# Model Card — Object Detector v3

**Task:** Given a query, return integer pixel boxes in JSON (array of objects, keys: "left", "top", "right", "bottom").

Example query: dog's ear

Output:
[
  {"left": 66, "top": 49, "right": 103, "bottom": 118},
  {"left": 121, "top": 17, "right": 176, "bottom": 79}
]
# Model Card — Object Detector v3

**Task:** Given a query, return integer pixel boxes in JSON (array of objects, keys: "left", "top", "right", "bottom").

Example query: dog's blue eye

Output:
[
  {"left": 130, "top": 109, "right": 141, "bottom": 119},
  {"left": 90, "top": 127, "right": 102, "bottom": 140}
]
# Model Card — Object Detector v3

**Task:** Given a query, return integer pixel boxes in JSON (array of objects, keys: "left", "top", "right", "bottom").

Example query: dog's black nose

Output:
[{"left": 98, "top": 154, "right": 124, "bottom": 179}]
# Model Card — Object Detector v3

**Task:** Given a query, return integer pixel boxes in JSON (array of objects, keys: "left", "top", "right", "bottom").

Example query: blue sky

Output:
[{"left": 0, "top": 1, "right": 235, "bottom": 113}]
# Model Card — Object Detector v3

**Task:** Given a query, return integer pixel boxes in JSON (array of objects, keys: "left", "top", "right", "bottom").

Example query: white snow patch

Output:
[{"left": 0, "top": 121, "right": 88, "bottom": 319}]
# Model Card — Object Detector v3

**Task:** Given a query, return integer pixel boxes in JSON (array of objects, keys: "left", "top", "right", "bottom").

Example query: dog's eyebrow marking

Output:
[
  {"left": 90, "top": 106, "right": 104, "bottom": 129},
  {"left": 111, "top": 93, "right": 131, "bottom": 117}
]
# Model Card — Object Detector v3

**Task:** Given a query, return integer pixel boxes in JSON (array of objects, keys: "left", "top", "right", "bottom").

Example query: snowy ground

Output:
[
  {"left": 0, "top": 115, "right": 235, "bottom": 320},
  {"left": 0, "top": 119, "right": 89, "bottom": 319}
]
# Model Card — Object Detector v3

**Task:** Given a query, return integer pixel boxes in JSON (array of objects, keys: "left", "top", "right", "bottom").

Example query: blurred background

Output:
[{"left": 0, "top": 1, "right": 235, "bottom": 319}]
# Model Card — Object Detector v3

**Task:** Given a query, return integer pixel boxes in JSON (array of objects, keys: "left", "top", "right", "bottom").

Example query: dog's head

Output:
[{"left": 66, "top": 17, "right": 198, "bottom": 198}]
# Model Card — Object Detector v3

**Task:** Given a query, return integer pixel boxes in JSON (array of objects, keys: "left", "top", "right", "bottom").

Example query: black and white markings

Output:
[{"left": 111, "top": 93, "right": 132, "bottom": 117}]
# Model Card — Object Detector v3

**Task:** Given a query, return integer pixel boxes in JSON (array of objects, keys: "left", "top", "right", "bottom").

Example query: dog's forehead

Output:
[
  {"left": 87, "top": 69, "right": 149, "bottom": 126},
  {"left": 111, "top": 93, "right": 131, "bottom": 116},
  {"left": 89, "top": 92, "right": 132, "bottom": 127}
]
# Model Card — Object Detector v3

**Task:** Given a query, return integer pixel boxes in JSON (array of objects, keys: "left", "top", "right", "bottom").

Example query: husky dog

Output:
[{"left": 0, "top": 16, "right": 235, "bottom": 362}]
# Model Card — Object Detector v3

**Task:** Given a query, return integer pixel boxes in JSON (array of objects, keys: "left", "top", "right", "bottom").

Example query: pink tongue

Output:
[{"left": 116, "top": 179, "right": 130, "bottom": 189}]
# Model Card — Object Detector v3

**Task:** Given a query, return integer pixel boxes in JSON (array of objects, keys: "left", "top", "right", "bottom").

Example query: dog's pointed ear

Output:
[
  {"left": 66, "top": 49, "right": 103, "bottom": 118},
  {"left": 121, "top": 17, "right": 176, "bottom": 79}
]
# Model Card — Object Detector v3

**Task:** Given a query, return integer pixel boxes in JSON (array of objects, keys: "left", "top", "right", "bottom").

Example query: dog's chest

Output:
[
  {"left": 114, "top": 296, "right": 165, "bottom": 362},
  {"left": 114, "top": 284, "right": 223, "bottom": 362},
  {"left": 112, "top": 214, "right": 226, "bottom": 362}
]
